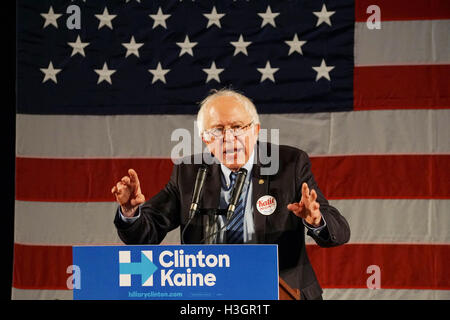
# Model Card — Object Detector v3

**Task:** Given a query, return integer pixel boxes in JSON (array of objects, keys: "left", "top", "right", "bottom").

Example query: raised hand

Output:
[
  {"left": 287, "top": 182, "right": 322, "bottom": 227},
  {"left": 111, "top": 169, "right": 145, "bottom": 217}
]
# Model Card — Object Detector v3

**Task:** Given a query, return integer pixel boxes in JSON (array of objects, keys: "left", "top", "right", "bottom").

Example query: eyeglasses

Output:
[{"left": 202, "top": 121, "right": 254, "bottom": 142}]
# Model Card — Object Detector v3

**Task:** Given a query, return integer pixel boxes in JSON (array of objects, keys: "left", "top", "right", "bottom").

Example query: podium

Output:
[
  {"left": 73, "top": 244, "right": 296, "bottom": 300},
  {"left": 279, "top": 277, "right": 301, "bottom": 300}
]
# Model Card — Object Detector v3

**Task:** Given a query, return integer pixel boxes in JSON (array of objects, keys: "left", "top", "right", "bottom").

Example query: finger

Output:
[
  {"left": 116, "top": 181, "right": 132, "bottom": 197},
  {"left": 310, "top": 189, "right": 318, "bottom": 203},
  {"left": 288, "top": 202, "right": 304, "bottom": 210},
  {"left": 302, "top": 182, "right": 308, "bottom": 193},
  {"left": 116, "top": 182, "right": 123, "bottom": 193},
  {"left": 128, "top": 169, "right": 142, "bottom": 195},
  {"left": 301, "top": 183, "right": 310, "bottom": 206},
  {"left": 111, "top": 186, "right": 117, "bottom": 194},
  {"left": 313, "top": 202, "right": 320, "bottom": 211},
  {"left": 121, "top": 176, "right": 131, "bottom": 186},
  {"left": 302, "top": 183, "right": 310, "bottom": 197},
  {"left": 287, "top": 202, "right": 306, "bottom": 217},
  {"left": 128, "top": 169, "right": 140, "bottom": 186}
]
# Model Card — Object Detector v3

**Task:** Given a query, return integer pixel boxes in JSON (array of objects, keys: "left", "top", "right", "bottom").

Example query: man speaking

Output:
[{"left": 111, "top": 88, "right": 350, "bottom": 300}]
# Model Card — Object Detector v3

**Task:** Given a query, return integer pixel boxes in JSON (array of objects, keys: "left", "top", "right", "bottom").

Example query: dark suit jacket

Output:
[{"left": 114, "top": 143, "right": 351, "bottom": 299}]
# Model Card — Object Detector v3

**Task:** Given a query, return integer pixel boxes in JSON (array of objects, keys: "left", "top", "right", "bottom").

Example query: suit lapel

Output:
[
  {"left": 201, "top": 163, "right": 221, "bottom": 209},
  {"left": 252, "top": 147, "right": 270, "bottom": 244}
]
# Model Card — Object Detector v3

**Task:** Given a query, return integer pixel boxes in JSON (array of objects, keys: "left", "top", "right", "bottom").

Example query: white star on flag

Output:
[
  {"left": 313, "top": 4, "right": 336, "bottom": 27},
  {"left": 203, "top": 62, "right": 224, "bottom": 83},
  {"left": 149, "top": 7, "right": 171, "bottom": 29},
  {"left": 285, "top": 34, "right": 307, "bottom": 55},
  {"left": 67, "top": 36, "right": 90, "bottom": 57},
  {"left": 41, "top": 6, "right": 62, "bottom": 29},
  {"left": 312, "top": 59, "right": 335, "bottom": 81},
  {"left": 257, "top": 61, "right": 279, "bottom": 83},
  {"left": 258, "top": 6, "right": 280, "bottom": 28},
  {"left": 176, "top": 36, "right": 198, "bottom": 57},
  {"left": 203, "top": 6, "right": 225, "bottom": 28},
  {"left": 94, "top": 62, "right": 116, "bottom": 84},
  {"left": 230, "top": 34, "right": 252, "bottom": 56},
  {"left": 148, "top": 62, "right": 170, "bottom": 84},
  {"left": 125, "top": 0, "right": 141, "bottom": 3},
  {"left": 95, "top": 7, "right": 117, "bottom": 30},
  {"left": 122, "top": 36, "right": 144, "bottom": 58},
  {"left": 40, "top": 61, "right": 62, "bottom": 84}
]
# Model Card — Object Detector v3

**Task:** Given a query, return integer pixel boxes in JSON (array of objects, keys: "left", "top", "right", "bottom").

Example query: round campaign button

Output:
[{"left": 256, "top": 195, "right": 277, "bottom": 216}]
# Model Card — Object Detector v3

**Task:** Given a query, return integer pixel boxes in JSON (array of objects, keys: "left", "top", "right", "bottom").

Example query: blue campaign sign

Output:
[{"left": 72, "top": 245, "right": 279, "bottom": 300}]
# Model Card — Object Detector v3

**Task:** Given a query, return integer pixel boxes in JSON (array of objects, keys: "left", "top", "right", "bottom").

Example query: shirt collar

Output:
[{"left": 220, "top": 149, "right": 255, "bottom": 188}]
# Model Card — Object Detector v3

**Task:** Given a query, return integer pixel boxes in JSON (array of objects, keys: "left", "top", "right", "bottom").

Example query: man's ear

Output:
[
  {"left": 201, "top": 136, "right": 210, "bottom": 145},
  {"left": 254, "top": 123, "right": 261, "bottom": 136}
]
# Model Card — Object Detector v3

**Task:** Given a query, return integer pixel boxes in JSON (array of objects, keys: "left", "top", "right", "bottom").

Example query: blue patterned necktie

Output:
[{"left": 226, "top": 172, "right": 245, "bottom": 244}]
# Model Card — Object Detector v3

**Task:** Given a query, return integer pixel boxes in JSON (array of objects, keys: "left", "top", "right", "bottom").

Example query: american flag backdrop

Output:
[{"left": 14, "top": 0, "right": 449, "bottom": 299}]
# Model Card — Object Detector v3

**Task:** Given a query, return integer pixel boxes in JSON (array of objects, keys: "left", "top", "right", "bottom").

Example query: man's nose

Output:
[{"left": 223, "top": 129, "right": 235, "bottom": 142}]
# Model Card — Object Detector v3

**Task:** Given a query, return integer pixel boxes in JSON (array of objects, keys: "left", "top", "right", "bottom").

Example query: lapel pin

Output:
[
  {"left": 259, "top": 179, "right": 264, "bottom": 184},
  {"left": 256, "top": 195, "right": 277, "bottom": 215}
]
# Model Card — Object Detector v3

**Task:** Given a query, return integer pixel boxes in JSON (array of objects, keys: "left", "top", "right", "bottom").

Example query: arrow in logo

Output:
[{"left": 119, "top": 251, "right": 158, "bottom": 286}]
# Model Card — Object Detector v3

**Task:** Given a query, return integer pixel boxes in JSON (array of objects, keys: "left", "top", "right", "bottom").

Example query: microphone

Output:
[
  {"left": 182, "top": 164, "right": 209, "bottom": 244},
  {"left": 188, "top": 164, "right": 209, "bottom": 219},
  {"left": 226, "top": 168, "right": 248, "bottom": 221}
]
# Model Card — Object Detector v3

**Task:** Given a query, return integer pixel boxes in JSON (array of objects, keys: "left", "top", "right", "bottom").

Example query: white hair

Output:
[{"left": 196, "top": 88, "right": 260, "bottom": 136}]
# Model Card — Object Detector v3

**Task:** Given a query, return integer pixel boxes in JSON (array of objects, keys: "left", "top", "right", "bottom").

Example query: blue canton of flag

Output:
[{"left": 17, "top": 0, "right": 354, "bottom": 115}]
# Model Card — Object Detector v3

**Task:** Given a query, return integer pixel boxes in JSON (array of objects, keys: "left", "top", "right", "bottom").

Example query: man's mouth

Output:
[{"left": 223, "top": 148, "right": 244, "bottom": 155}]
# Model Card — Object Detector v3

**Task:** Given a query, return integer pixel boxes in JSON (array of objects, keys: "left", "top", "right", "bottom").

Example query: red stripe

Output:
[
  {"left": 354, "top": 65, "right": 450, "bottom": 110},
  {"left": 15, "top": 157, "right": 174, "bottom": 202},
  {"left": 13, "top": 243, "right": 72, "bottom": 290},
  {"left": 12, "top": 243, "right": 449, "bottom": 290},
  {"left": 355, "top": 0, "right": 450, "bottom": 22},
  {"left": 311, "top": 154, "right": 450, "bottom": 200},
  {"left": 15, "top": 154, "right": 450, "bottom": 202},
  {"left": 306, "top": 244, "right": 450, "bottom": 290}
]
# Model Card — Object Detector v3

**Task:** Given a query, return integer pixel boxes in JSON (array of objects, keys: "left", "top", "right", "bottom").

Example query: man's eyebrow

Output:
[{"left": 210, "top": 120, "right": 245, "bottom": 128}]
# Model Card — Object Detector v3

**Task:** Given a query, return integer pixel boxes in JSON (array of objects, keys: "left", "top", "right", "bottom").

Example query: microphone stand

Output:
[
  {"left": 181, "top": 165, "right": 208, "bottom": 244},
  {"left": 182, "top": 167, "right": 248, "bottom": 244},
  {"left": 202, "top": 168, "right": 248, "bottom": 244}
]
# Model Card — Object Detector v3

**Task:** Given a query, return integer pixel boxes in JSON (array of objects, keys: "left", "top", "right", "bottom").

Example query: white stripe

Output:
[
  {"left": 15, "top": 200, "right": 449, "bottom": 245},
  {"left": 16, "top": 110, "right": 450, "bottom": 158},
  {"left": 15, "top": 114, "right": 196, "bottom": 158},
  {"left": 11, "top": 287, "right": 450, "bottom": 300},
  {"left": 14, "top": 201, "right": 181, "bottom": 245},
  {"left": 306, "top": 199, "right": 450, "bottom": 244},
  {"left": 14, "top": 201, "right": 123, "bottom": 245},
  {"left": 11, "top": 288, "right": 73, "bottom": 300},
  {"left": 323, "top": 288, "right": 450, "bottom": 300},
  {"left": 355, "top": 20, "right": 450, "bottom": 66}
]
